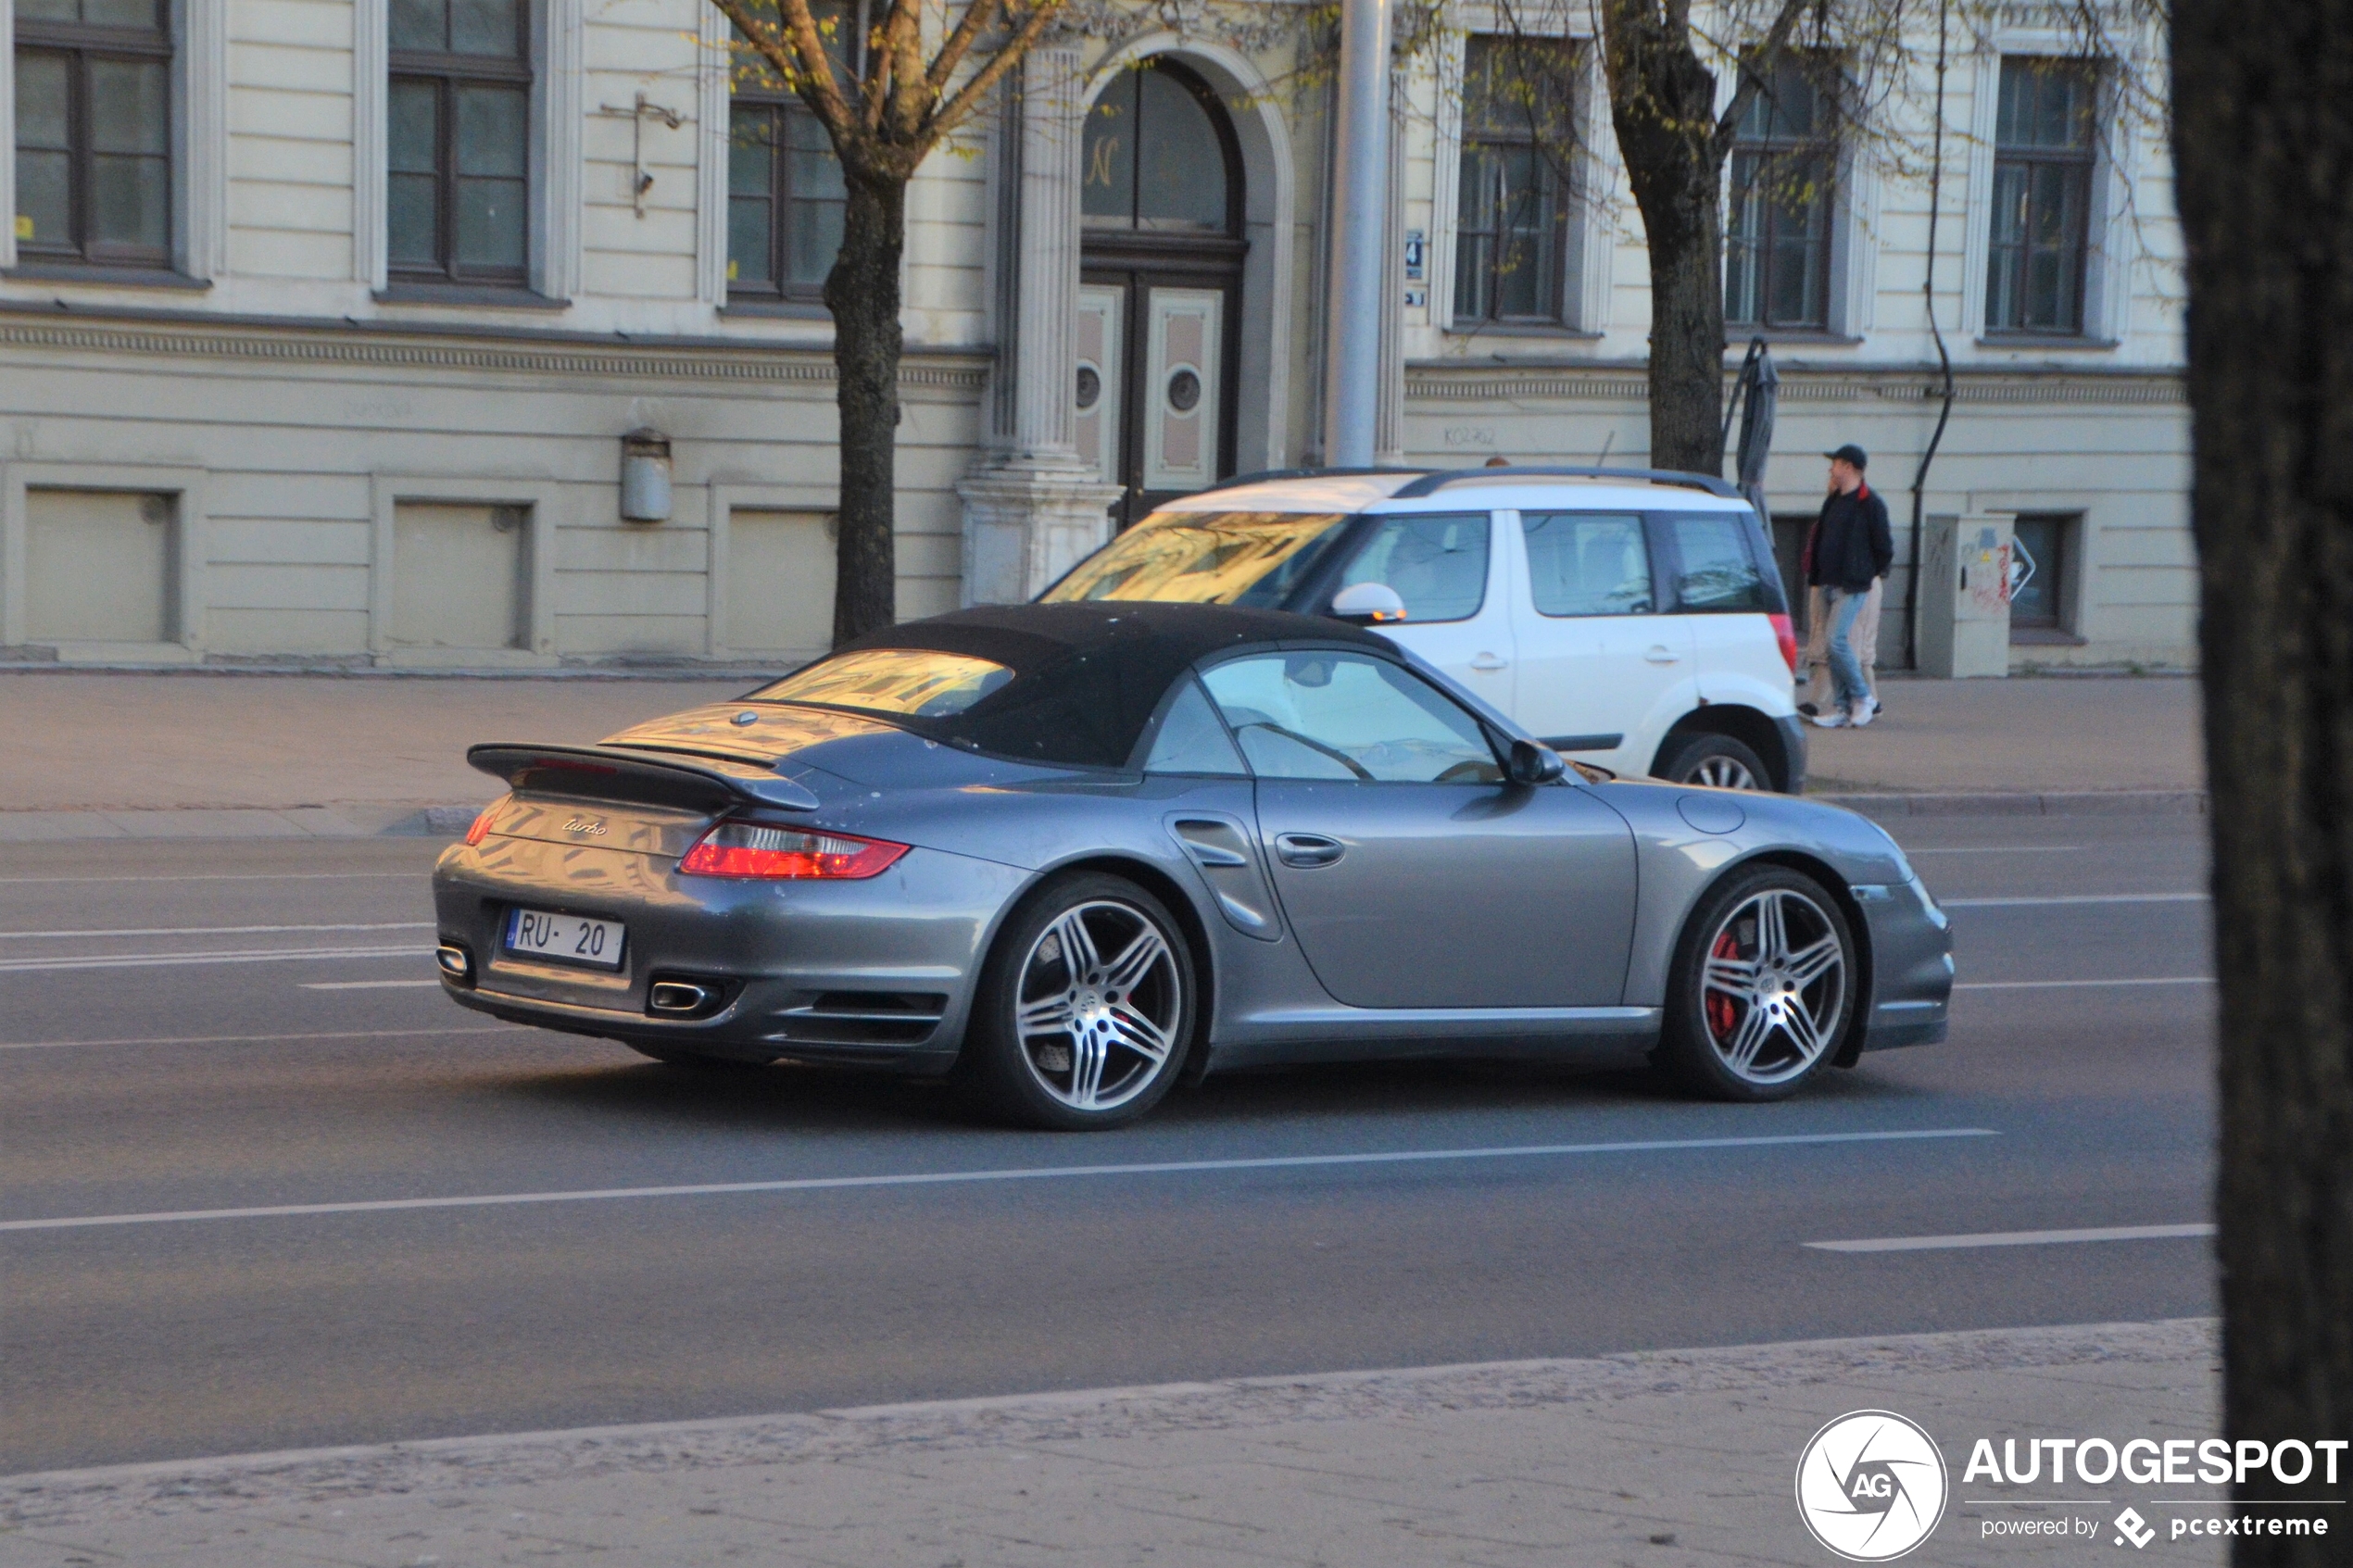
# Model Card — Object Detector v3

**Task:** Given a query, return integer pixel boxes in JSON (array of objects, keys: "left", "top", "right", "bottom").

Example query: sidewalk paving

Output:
[
  {"left": 0, "top": 1319, "right": 2224, "bottom": 1567},
  {"left": 0, "top": 670, "right": 2204, "bottom": 838}
]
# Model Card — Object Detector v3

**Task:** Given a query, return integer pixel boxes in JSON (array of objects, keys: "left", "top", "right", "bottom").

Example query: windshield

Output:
[
  {"left": 1041, "top": 510, "right": 1352, "bottom": 607},
  {"left": 749, "top": 648, "right": 1014, "bottom": 718}
]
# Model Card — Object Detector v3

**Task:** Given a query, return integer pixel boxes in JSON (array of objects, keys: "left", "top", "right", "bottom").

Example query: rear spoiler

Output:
[{"left": 466, "top": 743, "right": 821, "bottom": 813}]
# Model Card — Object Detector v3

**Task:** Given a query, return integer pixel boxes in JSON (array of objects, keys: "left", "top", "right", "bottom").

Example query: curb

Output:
[
  {"left": 1814, "top": 789, "right": 2208, "bottom": 818},
  {"left": 0, "top": 802, "right": 485, "bottom": 844}
]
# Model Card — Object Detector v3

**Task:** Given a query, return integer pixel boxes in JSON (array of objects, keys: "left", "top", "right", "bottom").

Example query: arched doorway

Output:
[{"left": 1076, "top": 59, "right": 1247, "bottom": 529}]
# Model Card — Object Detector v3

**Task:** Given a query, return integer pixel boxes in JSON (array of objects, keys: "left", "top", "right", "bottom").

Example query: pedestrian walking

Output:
[{"left": 1802, "top": 444, "right": 1893, "bottom": 729}]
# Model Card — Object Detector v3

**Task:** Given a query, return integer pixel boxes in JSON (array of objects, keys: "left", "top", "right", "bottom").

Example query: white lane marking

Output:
[
  {"left": 0, "top": 1025, "right": 518, "bottom": 1051},
  {"left": 0, "top": 945, "right": 428, "bottom": 974},
  {"left": 1955, "top": 976, "right": 2214, "bottom": 991},
  {"left": 0, "top": 1128, "right": 1997, "bottom": 1234},
  {"left": 1808, "top": 1222, "right": 2212, "bottom": 1253},
  {"left": 0, "top": 922, "right": 433, "bottom": 940},
  {"left": 1904, "top": 846, "right": 2086, "bottom": 856},
  {"left": 0, "top": 872, "right": 422, "bottom": 884},
  {"left": 300, "top": 979, "right": 443, "bottom": 990},
  {"left": 1941, "top": 893, "right": 2208, "bottom": 908}
]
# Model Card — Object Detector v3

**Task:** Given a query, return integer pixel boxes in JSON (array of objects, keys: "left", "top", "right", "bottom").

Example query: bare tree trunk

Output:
[
  {"left": 824, "top": 170, "right": 908, "bottom": 647},
  {"left": 1599, "top": 2, "right": 1730, "bottom": 473},
  {"left": 2172, "top": 0, "right": 2353, "bottom": 1557}
]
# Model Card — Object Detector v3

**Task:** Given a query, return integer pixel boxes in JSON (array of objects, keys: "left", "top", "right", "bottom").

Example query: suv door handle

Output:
[
  {"left": 1468, "top": 653, "right": 1508, "bottom": 671},
  {"left": 1274, "top": 833, "right": 1345, "bottom": 869},
  {"left": 1644, "top": 645, "right": 1680, "bottom": 664}
]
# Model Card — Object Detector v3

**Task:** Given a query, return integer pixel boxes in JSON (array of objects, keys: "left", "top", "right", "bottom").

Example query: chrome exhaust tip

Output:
[
  {"left": 435, "top": 944, "right": 472, "bottom": 983},
  {"left": 648, "top": 980, "right": 716, "bottom": 1014}
]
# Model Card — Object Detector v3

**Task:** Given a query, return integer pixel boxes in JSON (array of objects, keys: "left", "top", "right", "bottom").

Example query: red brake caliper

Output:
[{"left": 1706, "top": 931, "right": 1741, "bottom": 1041}]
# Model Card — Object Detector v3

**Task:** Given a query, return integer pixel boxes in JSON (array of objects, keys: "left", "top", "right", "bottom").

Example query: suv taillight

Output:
[
  {"left": 1768, "top": 612, "right": 1800, "bottom": 674},
  {"left": 678, "top": 822, "right": 910, "bottom": 880}
]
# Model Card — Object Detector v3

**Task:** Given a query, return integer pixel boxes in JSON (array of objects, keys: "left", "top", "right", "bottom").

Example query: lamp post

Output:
[{"left": 1322, "top": 0, "right": 1391, "bottom": 469}]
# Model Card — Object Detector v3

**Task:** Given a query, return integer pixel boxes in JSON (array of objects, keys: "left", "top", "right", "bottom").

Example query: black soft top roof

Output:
[{"left": 795, "top": 601, "right": 1388, "bottom": 769}]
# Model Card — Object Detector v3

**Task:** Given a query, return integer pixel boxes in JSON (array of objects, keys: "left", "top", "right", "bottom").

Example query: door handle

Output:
[
  {"left": 1468, "top": 653, "right": 1508, "bottom": 671},
  {"left": 1644, "top": 645, "right": 1681, "bottom": 664},
  {"left": 1274, "top": 833, "right": 1346, "bottom": 869}
]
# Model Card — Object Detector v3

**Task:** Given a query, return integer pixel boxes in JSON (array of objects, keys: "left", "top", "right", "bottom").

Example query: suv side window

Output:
[
  {"left": 1335, "top": 512, "right": 1490, "bottom": 622},
  {"left": 1522, "top": 512, "right": 1654, "bottom": 616},
  {"left": 1665, "top": 514, "right": 1772, "bottom": 610}
]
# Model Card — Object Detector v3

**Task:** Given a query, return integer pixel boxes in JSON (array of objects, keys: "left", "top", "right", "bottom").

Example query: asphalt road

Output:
[{"left": 0, "top": 814, "right": 2216, "bottom": 1474}]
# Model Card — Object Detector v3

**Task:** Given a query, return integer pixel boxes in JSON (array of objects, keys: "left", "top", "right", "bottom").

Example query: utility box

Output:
[{"left": 1917, "top": 513, "right": 2015, "bottom": 678}]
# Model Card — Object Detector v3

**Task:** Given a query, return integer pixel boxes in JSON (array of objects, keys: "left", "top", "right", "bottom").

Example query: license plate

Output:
[{"left": 504, "top": 907, "right": 626, "bottom": 970}]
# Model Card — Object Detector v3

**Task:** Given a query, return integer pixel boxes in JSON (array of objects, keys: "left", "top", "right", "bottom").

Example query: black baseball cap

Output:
[{"left": 1825, "top": 444, "right": 1869, "bottom": 469}]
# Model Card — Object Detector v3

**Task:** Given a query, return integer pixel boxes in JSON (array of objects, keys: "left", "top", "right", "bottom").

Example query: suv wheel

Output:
[{"left": 1658, "top": 733, "right": 1770, "bottom": 791}]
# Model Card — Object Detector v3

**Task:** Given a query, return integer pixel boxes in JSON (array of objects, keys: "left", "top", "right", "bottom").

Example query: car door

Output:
[
  {"left": 1509, "top": 508, "right": 1692, "bottom": 775},
  {"left": 1198, "top": 647, "right": 1637, "bottom": 1009},
  {"left": 1660, "top": 510, "right": 1794, "bottom": 703},
  {"left": 1325, "top": 510, "right": 1516, "bottom": 717}
]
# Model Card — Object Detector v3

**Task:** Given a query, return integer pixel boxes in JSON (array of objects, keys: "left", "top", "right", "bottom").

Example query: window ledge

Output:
[
  {"left": 373, "top": 284, "right": 569, "bottom": 310},
  {"left": 1729, "top": 328, "right": 1862, "bottom": 346},
  {"left": 1445, "top": 321, "right": 1604, "bottom": 343},
  {"left": 1977, "top": 333, "right": 2119, "bottom": 352},
  {"left": 4, "top": 264, "right": 211, "bottom": 291},
  {"left": 720, "top": 298, "right": 832, "bottom": 320}
]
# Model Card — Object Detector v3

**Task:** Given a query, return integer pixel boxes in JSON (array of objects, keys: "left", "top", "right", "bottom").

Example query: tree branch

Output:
[
  {"left": 920, "top": 0, "right": 1064, "bottom": 153},
  {"left": 1711, "top": 0, "right": 1813, "bottom": 157},
  {"left": 709, "top": 0, "right": 857, "bottom": 143}
]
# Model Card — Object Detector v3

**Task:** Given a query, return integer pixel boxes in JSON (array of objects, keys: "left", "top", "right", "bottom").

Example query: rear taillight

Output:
[
  {"left": 464, "top": 799, "right": 503, "bottom": 846},
  {"left": 1768, "top": 612, "right": 1800, "bottom": 674},
  {"left": 678, "top": 822, "right": 910, "bottom": 880}
]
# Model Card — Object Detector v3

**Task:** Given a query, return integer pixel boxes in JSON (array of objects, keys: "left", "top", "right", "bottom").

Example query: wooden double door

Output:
[{"left": 1076, "top": 245, "right": 1244, "bottom": 530}]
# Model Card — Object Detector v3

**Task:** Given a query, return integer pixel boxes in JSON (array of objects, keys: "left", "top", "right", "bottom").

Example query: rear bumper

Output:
[{"left": 432, "top": 834, "right": 1029, "bottom": 1070}]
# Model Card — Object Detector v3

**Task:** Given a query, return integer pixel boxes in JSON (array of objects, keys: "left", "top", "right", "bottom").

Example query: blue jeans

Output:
[{"left": 1823, "top": 587, "right": 1869, "bottom": 709}]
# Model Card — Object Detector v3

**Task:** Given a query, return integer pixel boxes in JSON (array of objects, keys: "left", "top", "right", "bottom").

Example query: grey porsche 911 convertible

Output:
[{"left": 432, "top": 602, "right": 1952, "bottom": 1129}]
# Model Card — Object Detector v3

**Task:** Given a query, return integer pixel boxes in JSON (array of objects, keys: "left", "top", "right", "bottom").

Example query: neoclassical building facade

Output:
[{"left": 0, "top": 0, "right": 2187, "bottom": 670}]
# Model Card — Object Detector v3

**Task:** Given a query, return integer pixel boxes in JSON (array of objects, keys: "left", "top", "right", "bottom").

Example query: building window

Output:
[
  {"left": 725, "top": 0, "right": 858, "bottom": 299},
  {"left": 1453, "top": 34, "right": 1576, "bottom": 327},
  {"left": 387, "top": 0, "right": 532, "bottom": 286},
  {"left": 1987, "top": 57, "right": 2096, "bottom": 334},
  {"left": 12, "top": 0, "right": 172, "bottom": 268},
  {"left": 1725, "top": 55, "right": 1838, "bottom": 331},
  {"left": 2007, "top": 513, "right": 2072, "bottom": 633}
]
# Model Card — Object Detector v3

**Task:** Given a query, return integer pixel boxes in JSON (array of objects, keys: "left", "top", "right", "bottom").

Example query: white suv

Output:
[{"left": 1040, "top": 466, "right": 1807, "bottom": 792}]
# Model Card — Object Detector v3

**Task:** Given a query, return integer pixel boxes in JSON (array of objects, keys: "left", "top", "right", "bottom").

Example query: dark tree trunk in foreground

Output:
[
  {"left": 1599, "top": 1, "right": 1731, "bottom": 473},
  {"left": 824, "top": 171, "right": 908, "bottom": 646},
  {"left": 2172, "top": 1, "right": 2353, "bottom": 1559}
]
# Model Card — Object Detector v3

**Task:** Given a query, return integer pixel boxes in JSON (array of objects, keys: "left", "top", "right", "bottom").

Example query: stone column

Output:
[{"left": 960, "top": 44, "right": 1124, "bottom": 605}]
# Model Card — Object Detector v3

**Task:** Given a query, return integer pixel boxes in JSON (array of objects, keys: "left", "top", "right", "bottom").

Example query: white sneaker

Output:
[
  {"left": 1810, "top": 709, "right": 1849, "bottom": 729},
  {"left": 1847, "top": 700, "right": 1876, "bottom": 728}
]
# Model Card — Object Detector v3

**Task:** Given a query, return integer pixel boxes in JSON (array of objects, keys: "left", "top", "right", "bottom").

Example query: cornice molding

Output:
[
  {"left": 1405, "top": 362, "right": 2186, "bottom": 408},
  {"left": 0, "top": 309, "right": 990, "bottom": 392}
]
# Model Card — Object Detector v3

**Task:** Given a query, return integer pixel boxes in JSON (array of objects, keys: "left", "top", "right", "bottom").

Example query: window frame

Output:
[
  {"left": 1723, "top": 53, "right": 1843, "bottom": 332},
  {"left": 2005, "top": 512, "right": 2076, "bottom": 634},
  {"left": 11, "top": 0, "right": 175, "bottom": 270},
  {"left": 384, "top": 0, "right": 535, "bottom": 288},
  {"left": 1450, "top": 33, "right": 1577, "bottom": 329},
  {"left": 724, "top": 5, "right": 863, "bottom": 304},
  {"left": 1983, "top": 56, "right": 2099, "bottom": 338}
]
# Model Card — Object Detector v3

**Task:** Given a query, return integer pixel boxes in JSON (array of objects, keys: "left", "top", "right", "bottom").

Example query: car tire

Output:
[
  {"left": 623, "top": 1042, "right": 775, "bottom": 1071},
  {"left": 1656, "top": 864, "right": 1856, "bottom": 1102},
  {"left": 957, "top": 872, "right": 1196, "bottom": 1131},
  {"left": 1657, "top": 733, "right": 1773, "bottom": 792}
]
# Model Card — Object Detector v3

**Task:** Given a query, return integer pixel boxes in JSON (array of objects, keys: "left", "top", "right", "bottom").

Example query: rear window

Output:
[
  {"left": 751, "top": 648, "right": 1014, "bottom": 718},
  {"left": 1667, "top": 514, "right": 1772, "bottom": 611},
  {"left": 1041, "top": 510, "right": 1350, "bottom": 607}
]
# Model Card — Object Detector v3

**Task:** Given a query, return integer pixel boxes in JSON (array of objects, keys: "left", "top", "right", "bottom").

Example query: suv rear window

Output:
[
  {"left": 1040, "top": 510, "right": 1350, "bottom": 606},
  {"left": 1667, "top": 514, "right": 1772, "bottom": 610}
]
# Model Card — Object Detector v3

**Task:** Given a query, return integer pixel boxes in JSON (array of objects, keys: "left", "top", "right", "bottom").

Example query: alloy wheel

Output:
[
  {"left": 1699, "top": 887, "right": 1847, "bottom": 1085},
  {"left": 1013, "top": 899, "right": 1184, "bottom": 1111},
  {"left": 1687, "top": 755, "right": 1759, "bottom": 789}
]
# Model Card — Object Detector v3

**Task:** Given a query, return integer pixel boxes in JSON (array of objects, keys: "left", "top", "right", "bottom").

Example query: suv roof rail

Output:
[
  {"left": 1388, "top": 465, "right": 1744, "bottom": 501},
  {"left": 1197, "top": 466, "right": 1427, "bottom": 495}
]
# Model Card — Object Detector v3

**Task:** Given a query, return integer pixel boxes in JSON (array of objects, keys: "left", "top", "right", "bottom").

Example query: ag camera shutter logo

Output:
[{"left": 1795, "top": 1410, "right": 1949, "bottom": 1561}]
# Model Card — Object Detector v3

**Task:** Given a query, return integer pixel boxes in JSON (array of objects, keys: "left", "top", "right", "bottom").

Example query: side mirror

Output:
[
  {"left": 1328, "top": 582, "right": 1408, "bottom": 624},
  {"left": 1508, "top": 738, "right": 1567, "bottom": 785}
]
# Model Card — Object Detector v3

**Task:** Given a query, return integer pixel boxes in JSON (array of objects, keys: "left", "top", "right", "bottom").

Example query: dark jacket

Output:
[{"left": 1806, "top": 483, "right": 1894, "bottom": 593}]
